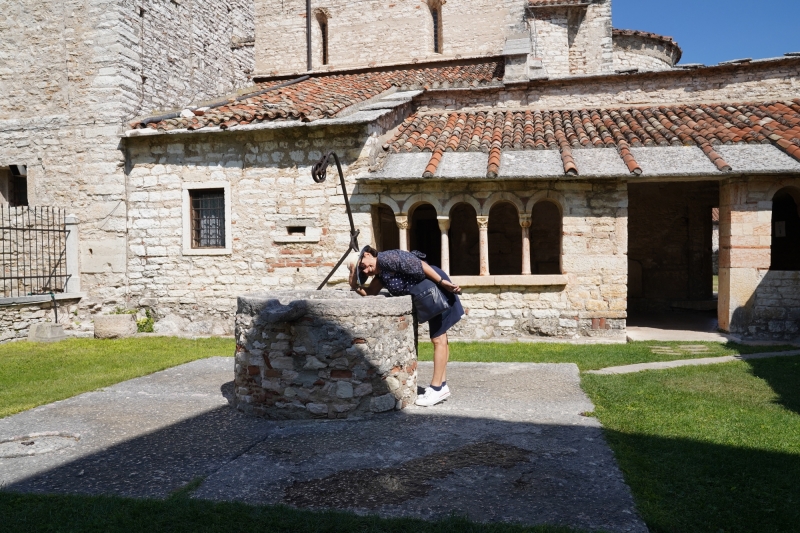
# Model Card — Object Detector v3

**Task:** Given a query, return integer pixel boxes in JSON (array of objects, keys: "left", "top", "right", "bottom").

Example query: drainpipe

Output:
[{"left": 306, "top": 0, "right": 312, "bottom": 71}]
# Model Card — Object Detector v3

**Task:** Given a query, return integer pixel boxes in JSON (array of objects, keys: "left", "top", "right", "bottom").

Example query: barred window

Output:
[
  {"left": 430, "top": 5, "right": 442, "bottom": 54},
  {"left": 190, "top": 189, "right": 225, "bottom": 248}
]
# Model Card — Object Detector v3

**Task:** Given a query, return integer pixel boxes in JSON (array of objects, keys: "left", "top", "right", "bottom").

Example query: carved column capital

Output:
[
  {"left": 395, "top": 215, "right": 410, "bottom": 230},
  {"left": 519, "top": 215, "right": 532, "bottom": 228},
  {"left": 476, "top": 216, "right": 489, "bottom": 230},
  {"left": 437, "top": 216, "right": 451, "bottom": 232}
]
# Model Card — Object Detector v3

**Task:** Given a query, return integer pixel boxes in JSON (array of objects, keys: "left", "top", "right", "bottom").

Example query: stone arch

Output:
[
  {"left": 409, "top": 202, "right": 441, "bottom": 267},
  {"left": 448, "top": 201, "right": 480, "bottom": 276},
  {"left": 530, "top": 200, "right": 563, "bottom": 275},
  {"left": 372, "top": 203, "right": 400, "bottom": 252},
  {"left": 377, "top": 195, "right": 401, "bottom": 215},
  {"left": 488, "top": 201, "right": 523, "bottom": 275},
  {"left": 482, "top": 192, "right": 524, "bottom": 217},
  {"left": 766, "top": 179, "right": 800, "bottom": 210},
  {"left": 400, "top": 193, "right": 443, "bottom": 216},
  {"left": 770, "top": 186, "right": 800, "bottom": 271},
  {"left": 524, "top": 190, "right": 566, "bottom": 216},
  {"left": 443, "top": 194, "right": 480, "bottom": 217}
]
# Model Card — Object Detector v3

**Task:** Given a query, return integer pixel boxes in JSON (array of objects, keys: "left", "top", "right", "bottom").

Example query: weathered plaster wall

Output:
[
  {"left": 254, "top": 0, "right": 525, "bottom": 76},
  {"left": 612, "top": 34, "right": 678, "bottom": 72},
  {"left": 417, "top": 60, "right": 800, "bottom": 111},
  {"left": 719, "top": 176, "right": 800, "bottom": 340}
]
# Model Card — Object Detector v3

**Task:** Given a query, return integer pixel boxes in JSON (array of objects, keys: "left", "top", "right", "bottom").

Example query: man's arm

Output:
[{"left": 421, "top": 261, "right": 462, "bottom": 294}]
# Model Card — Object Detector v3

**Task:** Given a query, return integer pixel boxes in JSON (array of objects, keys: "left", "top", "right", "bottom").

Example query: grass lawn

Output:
[
  {"left": 0, "top": 337, "right": 235, "bottom": 418},
  {"left": 0, "top": 491, "right": 581, "bottom": 533},
  {"left": 582, "top": 356, "right": 800, "bottom": 533},
  {"left": 418, "top": 340, "right": 798, "bottom": 371}
]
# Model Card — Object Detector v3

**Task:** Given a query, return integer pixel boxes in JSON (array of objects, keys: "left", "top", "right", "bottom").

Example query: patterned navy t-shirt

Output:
[{"left": 376, "top": 250, "right": 426, "bottom": 296}]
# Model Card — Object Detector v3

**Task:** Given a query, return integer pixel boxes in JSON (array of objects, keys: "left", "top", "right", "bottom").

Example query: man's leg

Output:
[{"left": 431, "top": 333, "right": 448, "bottom": 387}]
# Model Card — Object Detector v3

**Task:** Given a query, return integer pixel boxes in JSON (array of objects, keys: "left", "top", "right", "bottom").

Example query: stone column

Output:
[
  {"left": 477, "top": 215, "right": 490, "bottom": 276},
  {"left": 717, "top": 179, "right": 771, "bottom": 333},
  {"left": 396, "top": 215, "right": 409, "bottom": 251},
  {"left": 437, "top": 216, "right": 451, "bottom": 274},
  {"left": 65, "top": 215, "right": 81, "bottom": 293},
  {"left": 520, "top": 214, "right": 532, "bottom": 276}
]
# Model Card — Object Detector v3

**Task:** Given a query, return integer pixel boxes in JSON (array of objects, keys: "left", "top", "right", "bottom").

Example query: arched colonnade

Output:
[{"left": 372, "top": 191, "right": 565, "bottom": 277}]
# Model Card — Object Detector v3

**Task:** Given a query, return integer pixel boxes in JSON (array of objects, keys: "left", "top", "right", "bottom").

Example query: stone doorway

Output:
[{"left": 627, "top": 181, "right": 720, "bottom": 330}]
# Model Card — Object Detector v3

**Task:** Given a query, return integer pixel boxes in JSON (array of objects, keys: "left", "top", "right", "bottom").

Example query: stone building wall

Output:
[
  {"left": 124, "top": 118, "right": 629, "bottom": 340},
  {"left": 0, "top": 0, "right": 255, "bottom": 320},
  {"left": 612, "top": 34, "right": 679, "bottom": 72},
  {"left": 719, "top": 176, "right": 800, "bottom": 339},
  {"left": 254, "top": 0, "right": 525, "bottom": 76},
  {"left": 123, "top": 124, "right": 375, "bottom": 335},
  {"left": 125, "top": 0, "right": 255, "bottom": 117},
  {"left": 530, "top": 2, "right": 613, "bottom": 78},
  {"left": 416, "top": 59, "right": 800, "bottom": 111}
]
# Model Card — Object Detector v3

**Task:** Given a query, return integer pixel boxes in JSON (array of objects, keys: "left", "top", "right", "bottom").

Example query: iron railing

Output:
[{"left": 0, "top": 206, "right": 69, "bottom": 298}]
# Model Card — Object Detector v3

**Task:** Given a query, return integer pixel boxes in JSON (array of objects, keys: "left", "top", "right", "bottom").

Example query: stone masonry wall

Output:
[
  {"left": 234, "top": 291, "right": 417, "bottom": 419},
  {"left": 613, "top": 34, "right": 677, "bottom": 72},
  {"left": 360, "top": 178, "right": 629, "bottom": 340},
  {"left": 255, "top": 0, "right": 525, "bottom": 76},
  {"left": 124, "top": 124, "right": 375, "bottom": 335},
  {"left": 126, "top": 0, "right": 255, "bottom": 117},
  {"left": 1, "top": 0, "right": 255, "bottom": 318},
  {"left": 719, "top": 175, "right": 800, "bottom": 340},
  {"left": 0, "top": 298, "right": 83, "bottom": 343},
  {"left": 416, "top": 60, "right": 800, "bottom": 111},
  {"left": 531, "top": 2, "right": 613, "bottom": 78}
]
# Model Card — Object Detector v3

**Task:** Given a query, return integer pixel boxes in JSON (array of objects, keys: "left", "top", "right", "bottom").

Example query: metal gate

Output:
[{"left": 0, "top": 206, "right": 69, "bottom": 298}]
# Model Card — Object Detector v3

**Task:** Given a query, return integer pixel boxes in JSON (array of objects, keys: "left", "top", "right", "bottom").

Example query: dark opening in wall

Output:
[
  {"left": 316, "top": 12, "right": 329, "bottom": 65},
  {"left": 410, "top": 204, "right": 441, "bottom": 267},
  {"left": 1, "top": 165, "right": 28, "bottom": 207},
  {"left": 489, "top": 202, "right": 522, "bottom": 275},
  {"left": 531, "top": 201, "right": 561, "bottom": 274},
  {"left": 429, "top": 2, "right": 443, "bottom": 54},
  {"left": 373, "top": 204, "right": 399, "bottom": 252},
  {"left": 190, "top": 188, "right": 225, "bottom": 248},
  {"left": 449, "top": 203, "right": 479, "bottom": 276},
  {"left": 770, "top": 188, "right": 800, "bottom": 271}
]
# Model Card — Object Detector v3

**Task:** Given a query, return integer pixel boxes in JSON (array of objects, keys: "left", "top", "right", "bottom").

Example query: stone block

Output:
[
  {"left": 28, "top": 323, "right": 67, "bottom": 343},
  {"left": 93, "top": 314, "right": 137, "bottom": 339}
]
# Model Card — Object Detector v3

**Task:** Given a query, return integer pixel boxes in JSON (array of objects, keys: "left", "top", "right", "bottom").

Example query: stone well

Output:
[{"left": 234, "top": 290, "right": 418, "bottom": 419}]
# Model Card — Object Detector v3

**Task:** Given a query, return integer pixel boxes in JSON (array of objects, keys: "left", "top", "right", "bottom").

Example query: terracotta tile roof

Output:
[
  {"left": 386, "top": 100, "right": 800, "bottom": 177},
  {"left": 130, "top": 61, "right": 504, "bottom": 132}
]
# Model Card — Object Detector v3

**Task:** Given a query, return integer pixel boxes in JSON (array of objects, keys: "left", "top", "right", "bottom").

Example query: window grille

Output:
[{"left": 190, "top": 189, "right": 225, "bottom": 248}]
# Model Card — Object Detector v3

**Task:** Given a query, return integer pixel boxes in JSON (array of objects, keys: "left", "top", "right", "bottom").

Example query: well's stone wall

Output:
[{"left": 234, "top": 291, "right": 417, "bottom": 419}]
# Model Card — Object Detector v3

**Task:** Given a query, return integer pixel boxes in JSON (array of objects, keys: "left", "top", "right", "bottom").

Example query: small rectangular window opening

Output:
[
  {"left": 190, "top": 189, "right": 225, "bottom": 248},
  {"left": 320, "top": 21, "right": 329, "bottom": 65},
  {"left": 287, "top": 226, "right": 306, "bottom": 236},
  {"left": 431, "top": 8, "right": 441, "bottom": 54},
  {"left": 6, "top": 165, "right": 29, "bottom": 207}
]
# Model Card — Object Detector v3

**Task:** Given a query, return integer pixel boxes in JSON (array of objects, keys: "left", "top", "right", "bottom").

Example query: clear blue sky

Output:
[{"left": 613, "top": 0, "right": 800, "bottom": 65}]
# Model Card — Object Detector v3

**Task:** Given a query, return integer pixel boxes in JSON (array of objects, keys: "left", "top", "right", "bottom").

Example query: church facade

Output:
[{"left": 3, "top": 0, "right": 800, "bottom": 341}]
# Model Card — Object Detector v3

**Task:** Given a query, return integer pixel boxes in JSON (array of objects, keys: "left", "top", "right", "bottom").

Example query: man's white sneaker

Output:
[{"left": 415, "top": 384, "right": 450, "bottom": 407}]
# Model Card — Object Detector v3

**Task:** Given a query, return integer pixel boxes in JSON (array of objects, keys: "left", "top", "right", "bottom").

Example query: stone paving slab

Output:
[
  {"left": 586, "top": 350, "right": 800, "bottom": 375},
  {"left": 0, "top": 358, "right": 646, "bottom": 533}
]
